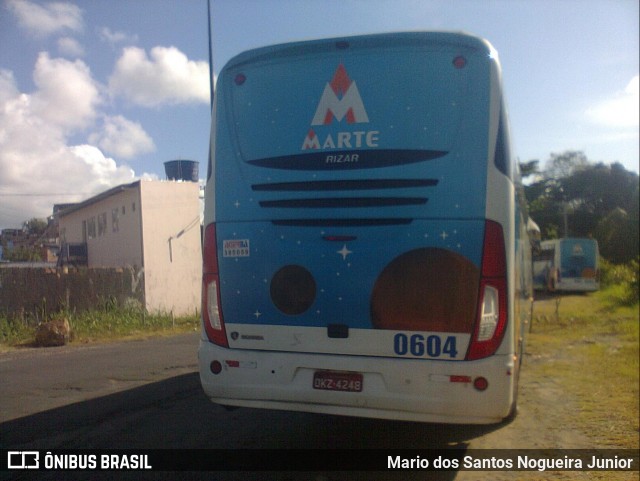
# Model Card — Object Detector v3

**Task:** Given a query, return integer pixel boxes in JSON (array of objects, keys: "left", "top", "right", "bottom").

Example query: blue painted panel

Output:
[{"left": 214, "top": 32, "right": 493, "bottom": 223}]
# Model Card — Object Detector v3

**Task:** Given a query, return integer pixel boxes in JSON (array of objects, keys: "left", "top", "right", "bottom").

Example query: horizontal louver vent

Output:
[
  {"left": 259, "top": 197, "right": 428, "bottom": 208},
  {"left": 272, "top": 218, "right": 413, "bottom": 227},
  {"left": 252, "top": 179, "right": 438, "bottom": 191}
]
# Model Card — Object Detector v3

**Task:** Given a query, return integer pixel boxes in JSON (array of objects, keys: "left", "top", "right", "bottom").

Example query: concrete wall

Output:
[
  {"left": 140, "top": 181, "right": 201, "bottom": 316},
  {"left": 57, "top": 180, "right": 201, "bottom": 317},
  {"left": 59, "top": 185, "right": 143, "bottom": 269},
  {"left": 0, "top": 267, "right": 144, "bottom": 319}
]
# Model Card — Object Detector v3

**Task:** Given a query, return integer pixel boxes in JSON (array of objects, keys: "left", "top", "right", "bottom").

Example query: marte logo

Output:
[
  {"left": 311, "top": 64, "right": 369, "bottom": 125},
  {"left": 302, "top": 64, "right": 378, "bottom": 152}
]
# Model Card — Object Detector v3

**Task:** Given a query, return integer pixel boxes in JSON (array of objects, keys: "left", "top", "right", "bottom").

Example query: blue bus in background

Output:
[
  {"left": 533, "top": 238, "right": 600, "bottom": 292},
  {"left": 199, "top": 31, "right": 533, "bottom": 424}
]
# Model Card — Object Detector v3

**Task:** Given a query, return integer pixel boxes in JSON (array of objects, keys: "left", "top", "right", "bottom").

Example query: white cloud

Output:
[
  {"left": 0, "top": 62, "right": 142, "bottom": 229},
  {"left": 108, "top": 46, "right": 209, "bottom": 107},
  {"left": 586, "top": 75, "right": 639, "bottom": 128},
  {"left": 57, "top": 36, "right": 85, "bottom": 57},
  {"left": 70, "top": 145, "right": 136, "bottom": 188},
  {"left": 31, "top": 52, "right": 101, "bottom": 132},
  {"left": 98, "top": 27, "right": 138, "bottom": 47},
  {"left": 0, "top": 69, "right": 20, "bottom": 107},
  {"left": 7, "top": 0, "right": 83, "bottom": 37},
  {"left": 89, "top": 115, "right": 156, "bottom": 159}
]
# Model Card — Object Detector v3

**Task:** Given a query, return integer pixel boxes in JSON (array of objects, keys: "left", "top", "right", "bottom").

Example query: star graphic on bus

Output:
[{"left": 337, "top": 244, "right": 353, "bottom": 260}]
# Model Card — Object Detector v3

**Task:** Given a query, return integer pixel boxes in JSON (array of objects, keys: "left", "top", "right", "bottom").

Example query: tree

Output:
[
  {"left": 23, "top": 218, "right": 48, "bottom": 237},
  {"left": 0, "top": 217, "right": 48, "bottom": 262},
  {"left": 546, "top": 151, "right": 589, "bottom": 180},
  {"left": 523, "top": 152, "right": 639, "bottom": 264},
  {"left": 595, "top": 208, "right": 638, "bottom": 264},
  {"left": 5, "top": 245, "right": 43, "bottom": 262},
  {"left": 519, "top": 159, "right": 540, "bottom": 180}
]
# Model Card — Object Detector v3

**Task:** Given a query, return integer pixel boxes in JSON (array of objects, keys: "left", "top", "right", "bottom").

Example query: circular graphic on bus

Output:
[
  {"left": 371, "top": 248, "right": 480, "bottom": 332},
  {"left": 270, "top": 265, "right": 317, "bottom": 315}
]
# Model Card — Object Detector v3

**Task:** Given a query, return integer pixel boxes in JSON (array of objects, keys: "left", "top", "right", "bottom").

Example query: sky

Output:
[{"left": 0, "top": 0, "right": 638, "bottom": 230}]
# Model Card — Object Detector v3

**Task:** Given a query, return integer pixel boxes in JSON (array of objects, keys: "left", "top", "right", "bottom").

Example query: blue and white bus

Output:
[
  {"left": 199, "top": 32, "right": 533, "bottom": 424},
  {"left": 533, "top": 238, "right": 600, "bottom": 292}
]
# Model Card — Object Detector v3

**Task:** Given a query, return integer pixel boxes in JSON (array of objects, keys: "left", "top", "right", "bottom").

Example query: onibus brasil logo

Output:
[{"left": 301, "top": 64, "right": 379, "bottom": 159}]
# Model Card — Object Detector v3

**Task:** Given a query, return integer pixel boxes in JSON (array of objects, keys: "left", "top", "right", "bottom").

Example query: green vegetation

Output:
[
  {"left": 529, "top": 290, "right": 639, "bottom": 448},
  {"left": 0, "top": 305, "right": 199, "bottom": 348},
  {"left": 523, "top": 151, "right": 638, "bottom": 448},
  {"left": 522, "top": 151, "right": 639, "bottom": 264},
  {"left": 0, "top": 217, "right": 49, "bottom": 261},
  {"left": 599, "top": 257, "right": 639, "bottom": 307},
  {"left": 0, "top": 315, "right": 34, "bottom": 346}
]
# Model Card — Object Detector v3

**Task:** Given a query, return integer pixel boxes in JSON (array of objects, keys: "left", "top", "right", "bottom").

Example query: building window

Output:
[
  {"left": 132, "top": 202, "right": 136, "bottom": 212},
  {"left": 87, "top": 217, "right": 96, "bottom": 239},
  {"left": 112, "top": 208, "right": 120, "bottom": 233},
  {"left": 98, "top": 212, "right": 107, "bottom": 236}
]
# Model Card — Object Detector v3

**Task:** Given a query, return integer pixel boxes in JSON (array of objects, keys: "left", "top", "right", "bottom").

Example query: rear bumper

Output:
[{"left": 198, "top": 339, "right": 517, "bottom": 424}]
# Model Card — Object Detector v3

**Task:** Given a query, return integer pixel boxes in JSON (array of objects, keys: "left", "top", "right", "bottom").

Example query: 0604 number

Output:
[{"left": 393, "top": 333, "right": 458, "bottom": 358}]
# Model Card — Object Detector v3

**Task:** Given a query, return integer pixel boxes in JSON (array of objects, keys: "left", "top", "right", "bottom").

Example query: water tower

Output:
[{"left": 164, "top": 160, "right": 199, "bottom": 182}]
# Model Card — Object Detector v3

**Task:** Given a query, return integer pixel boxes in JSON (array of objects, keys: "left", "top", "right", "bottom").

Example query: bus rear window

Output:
[{"left": 226, "top": 47, "right": 482, "bottom": 169}]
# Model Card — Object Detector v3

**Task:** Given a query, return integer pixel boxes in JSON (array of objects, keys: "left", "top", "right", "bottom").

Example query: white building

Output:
[{"left": 58, "top": 180, "right": 201, "bottom": 316}]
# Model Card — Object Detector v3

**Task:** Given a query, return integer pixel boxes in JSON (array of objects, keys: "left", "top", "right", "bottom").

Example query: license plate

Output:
[{"left": 313, "top": 371, "right": 363, "bottom": 392}]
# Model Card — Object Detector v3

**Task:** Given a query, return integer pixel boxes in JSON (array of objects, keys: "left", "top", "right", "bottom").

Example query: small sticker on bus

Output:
[{"left": 223, "top": 239, "right": 250, "bottom": 258}]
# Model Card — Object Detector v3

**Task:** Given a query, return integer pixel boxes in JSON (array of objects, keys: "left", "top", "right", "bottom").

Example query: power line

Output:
[{"left": 0, "top": 193, "right": 95, "bottom": 197}]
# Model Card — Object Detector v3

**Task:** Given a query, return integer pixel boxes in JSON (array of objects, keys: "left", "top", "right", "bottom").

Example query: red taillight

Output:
[
  {"left": 202, "top": 223, "right": 228, "bottom": 347},
  {"left": 481, "top": 220, "right": 506, "bottom": 278},
  {"left": 466, "top": 221, "right": 508, "bottom": 361},
  {"left": 210, "top": 360, "right": 222, "bottom": 375},
  {"left": 473, "top": 377, "right": 489, "bottom": 391},
  {"left": 203, "top": 223, "right": 218, "bottom": 274}
]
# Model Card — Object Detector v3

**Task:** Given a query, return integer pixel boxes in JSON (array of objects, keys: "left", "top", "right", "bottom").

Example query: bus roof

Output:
[{"left": 223, "top": 31, "right": 495, "bottom": 69}]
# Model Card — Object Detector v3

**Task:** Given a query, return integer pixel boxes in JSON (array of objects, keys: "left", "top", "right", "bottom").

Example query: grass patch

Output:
[
  {"left": 0, "top": 307, "right": 200, "bottom": 348},
  {"left": 0, "top": 316, "right": 34, "bottom": 346},
  {"left": 529, "top": 293, "right": 639, "bottom": 448}
]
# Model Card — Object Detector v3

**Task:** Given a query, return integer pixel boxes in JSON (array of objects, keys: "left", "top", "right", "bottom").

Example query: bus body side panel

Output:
[{"left": 483, "top": 53, "right": 531, "bottom": 414}]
